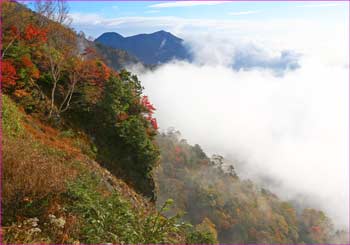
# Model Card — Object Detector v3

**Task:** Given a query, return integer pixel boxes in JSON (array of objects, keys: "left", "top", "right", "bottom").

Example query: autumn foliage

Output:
[
  {"left": 141, "top": 95, "right": 158, "bottom": 130},
  {"left": 156, "top": 131, "right": 338, "bottom": 244},
  {"left": 24, "top": 24, "right": 47, "bottom": 43},
  {"left": 1, "top": 1, "right": 160, "bottom": 200},
  {"left": 21, "top": 55, "right": 40, "bottom": 79},
  {"left": 1, "top": 2, "right": 349, "bottom": 245},
  {"left": 1, "top": 60, "right": 18, "bottom": 88}
]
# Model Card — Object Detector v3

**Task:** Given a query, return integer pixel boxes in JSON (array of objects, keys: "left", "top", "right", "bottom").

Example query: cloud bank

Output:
[
  {"left": 229, "top": 10, "right": 261, "bottom": 16},
  {"left": 130, "top": 19, "right": 349, "bottom": 229}
]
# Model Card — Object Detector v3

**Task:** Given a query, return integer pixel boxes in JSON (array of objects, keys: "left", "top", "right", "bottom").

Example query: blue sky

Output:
[{"left": 26, "top": 1, "right": 348, "bottom": 37}]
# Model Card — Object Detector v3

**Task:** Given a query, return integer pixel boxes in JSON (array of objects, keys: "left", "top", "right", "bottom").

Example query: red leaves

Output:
[
  {"left": 10, "top": 25, "right": 19, "bottom": 36},
  {"left": 21, "top": 55, "right": 40, "bottom": 79},
  {"left": 311, "top": 226, "right": 322, "bottom": 234},
  {"left": 141, "top": 96, "right": 158, "bottom": 130},
  {"left": 1, "top": 60, "right": 18, "bottom": 88},
  {"left": 175, "top": 146, "right": 182, "bottom": 154},
  {"left": 150, "top": 118, "right": 158, "bottom": 130},
  {"left": 141, "top": 96, "right": 156, "bottom": 114},
  {"left": 5, "top": 24, "right": 47, "bottom": 46},
  {"left": 24, "top": 24, "right": 47, "bottom": 43},
  {"left": 21, "top": 55, "right": 34, "bottom": 68}
]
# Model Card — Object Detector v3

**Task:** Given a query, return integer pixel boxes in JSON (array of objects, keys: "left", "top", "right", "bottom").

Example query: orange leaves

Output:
[
  {"left": 24, "top": 24, "right": 47, "bottom": 43},
  {"left": 13, "top": 89, "right": 30, "bottom": 98},
  {"left": 20, "top": 55, "right": 40, "bottom": 80},
  {"left": 1, "top": 60, "right": 18, "bottom": 88},
  {"left": 100, "top": 62, "right": 111, "bottom": 81},
  {"left": 21, "top": 55, "right": 34, "bottom": 68},
  {"left": 32, "top": 67, "right": 40, "bottom": 79},
  {"left": 80, "top": 60, "right": 111, "bottom": 88}
]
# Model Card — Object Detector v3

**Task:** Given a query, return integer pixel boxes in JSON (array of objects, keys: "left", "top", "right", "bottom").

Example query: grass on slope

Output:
[{"left": 1, "top": 95, "right": 215, "bottom": 244}]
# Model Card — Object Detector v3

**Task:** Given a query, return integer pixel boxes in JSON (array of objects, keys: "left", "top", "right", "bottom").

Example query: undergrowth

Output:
[
  {"left": 1, "top": 94, "right": 217, "bottom": 244},
  {"left": 64, "top": 173, "right": 190, "bottom": 244},
  {"left": 2, "top": 95, "right": 24, "bottom": 137}
]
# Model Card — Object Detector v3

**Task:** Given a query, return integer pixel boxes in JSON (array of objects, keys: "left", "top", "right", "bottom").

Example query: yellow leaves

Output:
[
  {"left": 196, "top": 217, "right": 218, "bottom": 241},
  {"left": 14, "top": 89, "right": 30, "bottom": 98}
]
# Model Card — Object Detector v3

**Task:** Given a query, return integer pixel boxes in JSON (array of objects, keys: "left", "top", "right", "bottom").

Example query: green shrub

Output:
[
  {"left": 64, "top": 174, "right": 188, "bottom": 244},
  {"left": 59, "top": 129, "right": 75, "bottom": 138},
  {"left": 2, "top": 95, "right": 24, "bottom": 137},
  {"left": 186, "top": 229, "right": 219, "bottom": 244}
]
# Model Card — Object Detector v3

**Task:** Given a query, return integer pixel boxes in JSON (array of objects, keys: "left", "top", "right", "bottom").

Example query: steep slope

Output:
[
  {"left": 1, "top": 0, "right": 160, "bottom": 198},
  {"left": 155, "top": 130, "right": 350, "bottom": 244},
  {"left": 95, "top": 30, "right": 192, "bottom": 65},
  {"left": 2, "top": 2, "right": 348, "bottom": 244},
  {"left": 1, "top": 95, "right": 214, "bottom": 244},
  {"left": 0, "top": 2, "right": 215, "bottom": 243}
]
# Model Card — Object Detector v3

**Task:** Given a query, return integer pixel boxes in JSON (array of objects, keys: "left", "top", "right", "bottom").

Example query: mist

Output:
[{"left": 130, "top": 29, "right": 349, "bottom": 230}]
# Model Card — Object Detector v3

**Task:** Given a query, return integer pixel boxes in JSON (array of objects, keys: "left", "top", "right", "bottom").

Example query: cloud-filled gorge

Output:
[{"left": 132, "top": 36, "right": 349, "bottom": 229}]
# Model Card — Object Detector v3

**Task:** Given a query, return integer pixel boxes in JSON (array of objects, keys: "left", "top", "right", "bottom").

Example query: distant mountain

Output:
[
  {"left": 94, "top": 42, "right": 140, "bottom": 71},
  {"left": 76, "top": 33, "right": 141, "bottom": 71},
  {"left": 95, "top": 30, "right": 192, "bottom": 65}
]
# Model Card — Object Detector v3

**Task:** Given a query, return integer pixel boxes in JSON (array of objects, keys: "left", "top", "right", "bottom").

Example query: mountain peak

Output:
[
  {"left": 152, "top": 30, "right": 181, "bottom": 40},
  {"left": 95, "top": 30, "right": 191, "bottom": 65},
  {"left": 96, "top": 32, "right": 124, "bottom": 40},
  {"left": 153, "top": 30, "right": 170, "bottom": 35}
]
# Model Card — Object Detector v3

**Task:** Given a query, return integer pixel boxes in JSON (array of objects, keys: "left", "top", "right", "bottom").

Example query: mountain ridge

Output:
[{"left": 95, "top": 30, "right": 192, "bottom": 65}]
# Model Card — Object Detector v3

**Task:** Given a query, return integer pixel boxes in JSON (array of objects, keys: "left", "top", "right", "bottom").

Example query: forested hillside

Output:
[
  {"left": 1, "top": 1, "right": 213, "bottom": 243},
  {"left": 0, "top": 1, "right": 348, "bottom": 244},
  {"left": 156, "top": 130, "right": 349, "bottom": 244}
]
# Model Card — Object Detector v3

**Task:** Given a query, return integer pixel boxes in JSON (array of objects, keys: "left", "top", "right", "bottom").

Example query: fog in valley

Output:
[{"left": 131, "top": 20, "right": 349, "bottom": 229}]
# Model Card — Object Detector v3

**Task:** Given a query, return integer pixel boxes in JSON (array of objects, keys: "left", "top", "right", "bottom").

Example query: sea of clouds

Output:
[{"left": 130, "top": 17, "right": 349, "bottom": 229}]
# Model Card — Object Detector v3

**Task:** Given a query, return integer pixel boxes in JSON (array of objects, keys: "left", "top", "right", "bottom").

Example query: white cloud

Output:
[
  {"left": 145, "top": 10, "right": 160, "bottom": 14},
  {"left": 70, "top": 13, "right": 104, "bottom": 25},
  {"left": 69, "top": 8, "right": 349, "bottom": 229},
  {"left": 297, "top": 3, "right": 345, "bottom": 8},
  {"left": 229, "top": 10, "right": 261, "bottom": 16},
  {"left": 70, "top": 13, "right": 339, "bottom": 39},
  {"left": 126, "top": 14, "right": 349, "bottom": 229},
  {"left": 134, "top": 59, "right": 349, "bottom": 230},
  {"left": 149, "top": 1, "right": 228, "bottom": 8}
]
